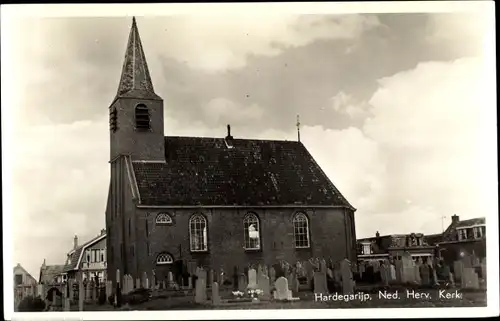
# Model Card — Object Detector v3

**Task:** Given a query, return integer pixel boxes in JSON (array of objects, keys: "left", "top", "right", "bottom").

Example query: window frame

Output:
[
  {"left": 243, "top": 212, "right": 261, "bottom": 251},
  {"left": 155, "top": 213, "right": 173, "bottom": 225},
  {"left": 156, "top": 253, "right": 174, "bottom": 265},
  {"left": 189, "top": 213, "right": 208, "bottom": 252},
  {"left": 293, "top": 212, "right": 311, "bottom": 249}
]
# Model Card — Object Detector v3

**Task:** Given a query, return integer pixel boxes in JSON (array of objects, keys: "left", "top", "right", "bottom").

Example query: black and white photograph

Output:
[{"left": 2, "top": 2, "right": 498, "bottom": 320}]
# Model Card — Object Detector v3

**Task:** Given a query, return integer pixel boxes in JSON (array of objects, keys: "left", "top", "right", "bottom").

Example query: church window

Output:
[
  {"left": 189, "top": 214, "right": 208, "bottom": 252},
  {"left": 135, "top": 104, "right": 150, "bottom": 130},
  {"left": 155, "top": 213, "right": 173, "bottom": 225},
  {"left": 109, "top": 107, "right": 118, "bottom": 132},
  {"left": 243, "top": 213, "right": 261, "bottom": 250},
  {"left": 156, "top": 253, "right": 174, "bottom": 265},
  {"left": 293, "top": 213, "right": 310, "bottom": 248}
]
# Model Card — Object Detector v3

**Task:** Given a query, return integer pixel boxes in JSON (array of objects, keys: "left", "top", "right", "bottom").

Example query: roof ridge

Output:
[{"left": 164, "top": 135, "right": 300, "bottom": 143}]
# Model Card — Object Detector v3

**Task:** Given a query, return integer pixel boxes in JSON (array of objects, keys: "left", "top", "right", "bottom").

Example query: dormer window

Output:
[
  {"left": 135, "top": 104, "right": 150, "bottom": 130},
  {"left": 109, "top": 107, "right": 118, "bottom": 132}
]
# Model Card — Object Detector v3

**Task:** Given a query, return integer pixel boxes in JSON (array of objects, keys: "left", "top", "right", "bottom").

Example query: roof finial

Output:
[
  {"left": 226, "top": 124, "right": 233, "bottom": 140},
  {"left": 296, "top": 114, "right": 301, "bottom": 142}
]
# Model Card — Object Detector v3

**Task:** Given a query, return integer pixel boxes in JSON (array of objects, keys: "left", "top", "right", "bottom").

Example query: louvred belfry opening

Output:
[
  {"left": 109, "top": 108, "right": 118, "bottom": 132},
  {"left": 135, "top": 104, "right": 150, "bottom": 130}
]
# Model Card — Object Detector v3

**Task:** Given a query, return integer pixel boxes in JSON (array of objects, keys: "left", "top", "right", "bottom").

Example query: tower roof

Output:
[{"left": 115, "top": 17, "right": 161, "bottom": 101}]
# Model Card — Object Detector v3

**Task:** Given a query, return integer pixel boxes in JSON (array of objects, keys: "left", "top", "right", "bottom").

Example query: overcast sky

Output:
[{"left": 2, "top": 4, "right": 496, "bottom": 278}]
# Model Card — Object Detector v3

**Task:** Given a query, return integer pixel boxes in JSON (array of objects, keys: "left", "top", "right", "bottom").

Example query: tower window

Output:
[
  {"left": 109, "top": 107, "right": 118, "bottom": 132},
  {"left": 135, "top": 104, "right": 150, "bottom": 130}
]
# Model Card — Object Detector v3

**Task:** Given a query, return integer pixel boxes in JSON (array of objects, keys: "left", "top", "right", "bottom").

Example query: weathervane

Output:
[{"left": 296, "top": 114, "right": 301, "bottom": 142}]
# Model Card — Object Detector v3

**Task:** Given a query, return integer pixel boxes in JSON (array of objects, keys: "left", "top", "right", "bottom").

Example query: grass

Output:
[{"left": 71, "top": 287, "right": 486, "bottom": 311}]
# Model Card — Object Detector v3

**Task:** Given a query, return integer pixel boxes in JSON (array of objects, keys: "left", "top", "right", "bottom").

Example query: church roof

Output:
[
  {"left": 114, "top": 17, "right": 161, "bottom": 102},
  {"left": 132, "top": 136, "right": 355, "bottom": 208},
  {"left": 39, "top": 265, "right": 65, "bottom": 284}
]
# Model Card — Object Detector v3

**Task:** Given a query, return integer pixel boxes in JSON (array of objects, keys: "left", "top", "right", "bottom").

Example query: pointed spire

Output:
[{"left": 116, "top": 17, "right": 158, "bottom": 99}]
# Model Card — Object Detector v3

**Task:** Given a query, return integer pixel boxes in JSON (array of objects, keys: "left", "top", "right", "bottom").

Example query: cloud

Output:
[
  {"left": 146, "top": 14, "right": 381, "bottom": 72},
  {"left": 331, "top": 91, "right": 372, "bottom": 119}
]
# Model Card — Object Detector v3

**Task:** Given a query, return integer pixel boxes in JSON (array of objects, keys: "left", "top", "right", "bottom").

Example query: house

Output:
[
  {"left": 425, "top": 214, "right": 486, "bottom": 265},
  {"left": 105, "top": 17, "right": 357, "bottom": 286},
  {"left": 62, "top": 230, "right": 107, "bottom": 283},
  {"left": 357, "top": 231, "right": 437, "bottom": 264},
  {"left": 39, "top": 259, "right": 65, "bottom": 285},
  {"left": 13, "top": 263, "right": 37, "bottom": 308}
]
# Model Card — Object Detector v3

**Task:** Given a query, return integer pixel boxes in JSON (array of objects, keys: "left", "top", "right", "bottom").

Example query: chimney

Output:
[
  {"left": 376, "top": 231, "right": 380, "bottom": 238},
  {"left": 42, "top": 259, "right": 46, "bottom": 268},
  {"left": 451, "top": 214, "right": 459, "bottom": 224},
  {"left": 101, "top": 228, "right": 106, "bottom": 236},
  {"left": 226, "top": 124, "right": 233, "bottom": 140},
  {"left": 74, "top": 235, "right": 78, "bottom": 249}
]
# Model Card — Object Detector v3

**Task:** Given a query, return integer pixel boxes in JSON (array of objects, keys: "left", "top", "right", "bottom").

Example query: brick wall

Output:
[{"left": 122, "top": 206, "right": 357, "bottom": 283}]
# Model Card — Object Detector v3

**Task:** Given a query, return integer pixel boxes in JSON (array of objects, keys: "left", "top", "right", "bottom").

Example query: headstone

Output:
[
  {"left": 380, "top": 264, "right": 390, "bottom": 286},
  {"left": 78, "top": 273, "right": 84, "bottom": 311},
  {"left": 274, "top": 277, "right": 289, "bottom": 300},
  {"left": 480, "top": 261, "right": 487, "bottom": 282},
  {"left": 320, "top": 259, "right": 327, "bottom": 272},
  {"left": 257, "top": 273, "right": 271, "bottom": 299},
  {"left": 420, "top": 264, "right": 431, "bottom": 286},
  {"left": 313, "top": 271, "right": 328, "bottom": 294},
  {"left": 151, "top": 272, "right": 156, "bottom": 290},
  {"left": 454, "top": 261, "right": 464, "bottom": 281},
  {"left": 142, "top": 272, "right": 147, "bottom": 289},
  {"left": 238, "top": 274, "right": 247, "bottom": 292},
  {"left": 269, "top": 267, "right": 276, "bottom": 285},
  {"left": 389, "top": 264, "right": 396, "bottom": 282},
  {"left": 432, "top": 268, "right": 439, "bottom": 285},
  {"left": 401, "top": 253, "right": 415, "bottom": 283},
  {"left": 414, "top": 265, "right": 422, "bottom": 285},
  {"left": 449, "top": 272, "right": 455, "bottom": 287},
  {"left": 209, "top": 269, "right": 214, "bottom": 287},
  {"left": 188, "top": 276, "right": 193, "bottom": 289},
  {"left": 340, "top": 259, "right": 354, "bottom": 295},
  {"left": 461, "top": 267, "right": 479, "bottom": 289},
  {"left": 247, "top": 268, "right": 258, "bottom": 290},
  {"left": 395, "top": 260, "right": 403, "bottom": 283},
  {"left": 195, "top": 270, "right": 207, "bottom": 303},
  {"left": 211, "top": 282, "right": 221, "bottom": 306}
]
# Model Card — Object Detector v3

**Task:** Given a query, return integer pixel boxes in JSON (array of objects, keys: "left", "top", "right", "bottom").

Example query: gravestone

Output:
[
  {"left": 257, "top": 273, "right": 271, "bottom": 299},
  {"left": 340, "top": 259, "right": 354, "bottom": 295},
  {"left": 195, "top": 268, "right": 207, "bottom": 303},
  {"left": 453, "top": 261, "right": 464, "bottom": 282},
  {"left": 395, "top": 260, "right": 403, "bottom": 283},
  {"left": 248, "top": 268, "right": 258, "bottom": 290},
  {"left": 401, "top": 253, "right": 415, "bottom": 283},
  {"left": 380, "top": 264, "right": 390, "bottom": 286},
  {"left": 151, "top": 272, "right": 156, "bottom": 290},
  {"left": 78, "top": 273, "right": 84, "bottom": 311},
  {"left": 480, "top": 261, "right": 487, "bottom": 282},
  {"left": 209, "top": 269, "right": 214, "bottom": 287},
  {"left": 274, "top": 277, "right": 290, "bottom": 301},
  {"left": 389, "top": 264, "right": 396, "bottom": 282},
  {"left": 449, "top": 272, "right": 455, "bottom": 287},
  {"left": 212, "top": 282, "right": 221, "bottom": 306},
  {"left": 313, "top": 270, "right": 328, "bottom": 294},
  {"left": 432, "top": 268, "right": 439, "bottom": 285},
  {"left": 188, "top": 277, "right": 193, "bottom": 289},
  {"left": 414, "top": 264, "right": 422, "bottom": 285},
  {"left": 238, "top": 274, "right": 247, "bottom": 292},
  {"left": 461, "top": 268, "right": 479, "bottom": 289},
  {"left": 420, "top": 264, "right": 430, "bottom": 286},
  {"left": 142, "top": 272, "right": 148, "bottom": 289},
  {"left": 269, "top": 267, "right": 276, "bottom": 285},
  {"left": 232, "top": 266, "right": 239, "bottom": 291}
]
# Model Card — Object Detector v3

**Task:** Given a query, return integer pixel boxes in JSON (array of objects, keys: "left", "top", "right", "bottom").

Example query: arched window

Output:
[
  {"left": 189, "top": 214, "right": 208, "bottom": 252},
  {"left": 155, "top": 213, "right": 173, "bottom": 225},
  {"left": 156, "top": 253, "right": 174, "bottom": 265},
  {"left": 135, "top": 104, "right": 150, "bottom": 130},
  {"left": 293, "top": 213, "right": 310, "bottom": 248},
  {"left": 243, "top": 213, "right": 261, "bottom": 250}
]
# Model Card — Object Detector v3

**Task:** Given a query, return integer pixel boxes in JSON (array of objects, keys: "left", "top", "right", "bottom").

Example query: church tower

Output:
[{"left": 109, "top": 17, "right": 165, "bottom": 162}]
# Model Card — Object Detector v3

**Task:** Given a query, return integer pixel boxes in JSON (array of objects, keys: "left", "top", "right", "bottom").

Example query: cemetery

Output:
[{"left": 22, "top": 252, "right": 486, "bottom": 311}]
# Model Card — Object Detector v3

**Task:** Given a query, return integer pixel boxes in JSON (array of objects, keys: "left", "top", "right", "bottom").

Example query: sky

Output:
[{"left": 2, "top": 4, "right": 496, "bottom": 279}]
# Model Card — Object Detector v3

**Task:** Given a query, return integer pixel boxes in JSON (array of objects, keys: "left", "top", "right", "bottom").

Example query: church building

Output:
[{"left": 106, "top": 17, "right": 357, "bottom": 285}]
